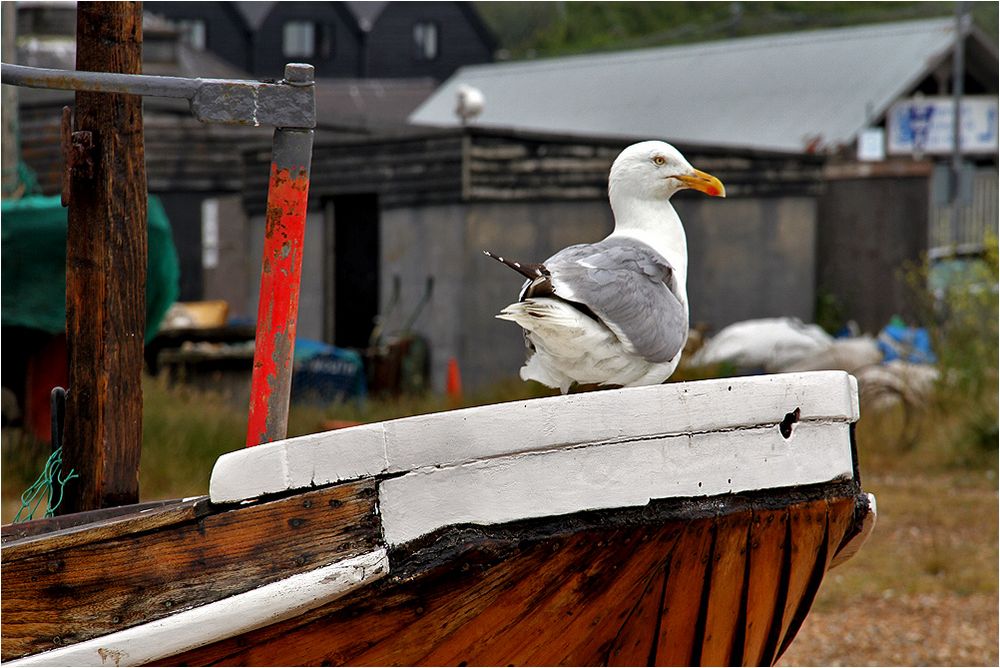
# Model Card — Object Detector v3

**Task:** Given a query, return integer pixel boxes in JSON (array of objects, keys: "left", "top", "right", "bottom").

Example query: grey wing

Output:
[{"left": 544, "top": 239, "right": 688, "bottom": 363}]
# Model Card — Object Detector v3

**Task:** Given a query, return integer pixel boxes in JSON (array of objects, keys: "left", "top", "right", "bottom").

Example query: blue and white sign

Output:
[{"left": 887, "top": 96, "right": 998, "bottom": 155}]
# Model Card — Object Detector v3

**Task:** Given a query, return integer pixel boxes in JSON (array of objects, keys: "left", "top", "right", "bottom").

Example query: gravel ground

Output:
[{"left": 779, "top": 592, "right": 998, "bottom": 666}]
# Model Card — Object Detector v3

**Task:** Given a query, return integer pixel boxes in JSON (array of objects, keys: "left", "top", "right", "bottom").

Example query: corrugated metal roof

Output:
[
  {"left": 410, "top": 19, "right": 965, "bottom": 153},
  {"left": 315, "top": 78, "right": 438, "bottom": 131}
]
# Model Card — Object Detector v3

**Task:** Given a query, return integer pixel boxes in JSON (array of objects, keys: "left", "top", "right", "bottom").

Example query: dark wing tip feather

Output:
[{"left": 483, "top": 250, "right": 549, "bottom": 281}]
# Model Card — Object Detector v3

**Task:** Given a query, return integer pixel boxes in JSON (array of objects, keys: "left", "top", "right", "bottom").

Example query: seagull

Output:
[{"left": 484, "top": 141, "right": 725, "bottom": 394}]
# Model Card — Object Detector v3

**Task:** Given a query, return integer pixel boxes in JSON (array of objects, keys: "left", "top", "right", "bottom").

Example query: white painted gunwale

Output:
[
  {"left": 6, "top": 549, "right": 389, "bottom": 668},
  {"left": 210, "top": 371, "right": 860, "bottom": 504},
  {"left": 379, "top": 420, "right": 855, "bottom": 546}
]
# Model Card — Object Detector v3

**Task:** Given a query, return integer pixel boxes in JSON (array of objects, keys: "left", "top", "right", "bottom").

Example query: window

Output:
[
  {"left": 201, "top": 199, "right": 219, "bottom": 270},
  {"left": 413, "top": 21, "right": 438, "bottom": 61},
  {"left": 177, "top": 19, "right": 206, "bottom": 50},
  {"left": 283, "top": 21, "right": 315, "bottom": 58},
  {"left": 283, "top": 21, "right": 333, "bottom": 59}
]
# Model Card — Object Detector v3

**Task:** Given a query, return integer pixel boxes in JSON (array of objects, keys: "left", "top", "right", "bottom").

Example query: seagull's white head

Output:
[{"left": 609, "top": 141, "right": 726, "bottom": 202}]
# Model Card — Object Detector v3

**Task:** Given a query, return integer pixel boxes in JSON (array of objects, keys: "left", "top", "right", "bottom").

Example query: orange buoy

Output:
[{"left": 446, "top": 357, "right": 463, "bottom": 399}]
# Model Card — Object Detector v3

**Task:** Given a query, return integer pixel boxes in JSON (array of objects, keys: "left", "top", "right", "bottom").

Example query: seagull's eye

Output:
[{"left": 652, "top": 156, "right": 666, "bottom": 166}]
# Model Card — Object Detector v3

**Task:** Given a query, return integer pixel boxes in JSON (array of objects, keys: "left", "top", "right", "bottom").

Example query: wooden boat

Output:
[{"left": 1, "top": 370, "right": 875, "bottom": 667}]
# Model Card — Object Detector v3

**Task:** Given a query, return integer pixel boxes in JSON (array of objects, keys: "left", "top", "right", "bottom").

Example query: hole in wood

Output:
[{"left": 779, "top": 407, "right": 801, "bottom": 439}]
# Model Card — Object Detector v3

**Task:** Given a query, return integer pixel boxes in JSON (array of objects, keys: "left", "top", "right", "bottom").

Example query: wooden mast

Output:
[{"left": 62, "top": 2, "right": 147, "bottom": 513}]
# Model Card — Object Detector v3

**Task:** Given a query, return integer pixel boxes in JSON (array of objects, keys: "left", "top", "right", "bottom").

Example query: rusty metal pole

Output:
[
  {"left": 949, "top": 1, "right": 969, "bottom": 250},
  {"left": 245, "top": 63, "right": 315, "bottom": 447},
  {"left": 62, "top": 2, "right": 147, "bottom": 513}
]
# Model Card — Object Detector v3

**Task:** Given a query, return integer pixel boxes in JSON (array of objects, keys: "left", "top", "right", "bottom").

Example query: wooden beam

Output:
[
  {"left": 1, "top": 481, "right": 380, "bottom": 661},
  {"left": 62, "top": 2, "right": 147, "bottom": 513}
]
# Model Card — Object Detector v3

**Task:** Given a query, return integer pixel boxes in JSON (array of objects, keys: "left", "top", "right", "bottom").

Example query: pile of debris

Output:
[{"left": 687, "top": 317, "right": 939, "bottom": 432}]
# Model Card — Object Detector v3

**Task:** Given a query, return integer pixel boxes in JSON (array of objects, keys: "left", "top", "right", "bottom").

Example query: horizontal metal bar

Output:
[
  {"left": 1, "top": 62, "right": 316, "bottom": 129},
  {"left": 2, "top": 63, "right": 198, "bottom": 98}
]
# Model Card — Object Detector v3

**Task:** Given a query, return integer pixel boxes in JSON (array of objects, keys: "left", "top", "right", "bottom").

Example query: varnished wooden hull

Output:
[
  {"left": 166, "top": 484, "right": 869, "bottom": 667},
  {"left": 1, "top": 372, "right": 876, "bottom": 667}
]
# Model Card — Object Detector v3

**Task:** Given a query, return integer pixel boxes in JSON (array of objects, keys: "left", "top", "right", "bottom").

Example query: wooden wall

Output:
[
  {"left": 252, "top": 3, "right": 364, "bottom": 79},
  {"left": 144, "top": 2, "right": 254, "bottom": 73},
  {"left": 816, "top": 173, "right": 931, "bottom": 334}
]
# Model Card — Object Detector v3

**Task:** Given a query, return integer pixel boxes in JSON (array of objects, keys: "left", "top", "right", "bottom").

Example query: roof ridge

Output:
[{"left": 461, "top": 17, "right": 954, "bottom": 76}]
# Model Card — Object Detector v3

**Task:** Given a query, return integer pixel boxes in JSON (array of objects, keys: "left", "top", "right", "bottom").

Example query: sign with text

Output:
[{"left": 887, "top": 96, "right": 998, "bottom": 155}]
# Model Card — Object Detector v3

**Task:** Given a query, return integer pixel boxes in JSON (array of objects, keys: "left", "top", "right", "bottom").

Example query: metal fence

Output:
[{"left": 929, "top": 166, "right": 999, "bottom": 257}]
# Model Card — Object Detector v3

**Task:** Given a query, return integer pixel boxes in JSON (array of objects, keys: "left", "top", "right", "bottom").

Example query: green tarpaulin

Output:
[{"left": 1, "top": 194, "right": 179, "bottom": 343}]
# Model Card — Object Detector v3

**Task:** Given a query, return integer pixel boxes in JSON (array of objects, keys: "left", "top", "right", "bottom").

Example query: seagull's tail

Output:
[
  {"left": 497, "top": 299, "right": 588, "bottom": 334},
  {"left": 482, "top": 250, "right": 548, "bottom": 281}
]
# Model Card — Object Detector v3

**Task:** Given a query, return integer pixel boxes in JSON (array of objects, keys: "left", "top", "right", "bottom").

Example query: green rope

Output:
[{"left": 13, "top": 446, "right": 78, "bottom": 523}]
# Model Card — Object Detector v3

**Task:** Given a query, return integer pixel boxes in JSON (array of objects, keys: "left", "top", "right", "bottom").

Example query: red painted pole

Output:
[{"left": 246, "top": 64, "right": 315, "bottom": 447}]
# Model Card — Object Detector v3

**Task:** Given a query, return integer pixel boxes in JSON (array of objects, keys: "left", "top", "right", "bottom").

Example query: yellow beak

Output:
[{"left": 675, "top": 169, "right": 726, "bottom": 198}]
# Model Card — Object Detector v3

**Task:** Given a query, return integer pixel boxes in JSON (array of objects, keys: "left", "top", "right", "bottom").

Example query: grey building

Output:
[
  {"left": 410, "top": 18, "right": 999, "bottom": 334},
  {"left": 239, "top": 129, "right": 825, "bottom": 391}
]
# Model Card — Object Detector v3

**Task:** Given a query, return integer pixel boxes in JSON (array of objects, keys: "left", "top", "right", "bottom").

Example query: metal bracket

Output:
[{"left": 60, "top": 106, "right": 95, "bottom": 206}]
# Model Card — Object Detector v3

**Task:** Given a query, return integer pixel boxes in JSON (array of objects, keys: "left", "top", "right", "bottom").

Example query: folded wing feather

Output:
[{"left": 533, "top": 238, "right": 688, "bottom": 364}]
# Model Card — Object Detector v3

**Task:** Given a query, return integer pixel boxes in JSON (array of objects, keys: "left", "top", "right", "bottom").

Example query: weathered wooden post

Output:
[{"left": 62, "top": 2, "right": 147, "bottom": 512}]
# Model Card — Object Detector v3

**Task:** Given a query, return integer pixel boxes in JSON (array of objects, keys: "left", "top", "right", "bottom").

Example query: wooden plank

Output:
[
  {"left": 701, "top": 510, "right": 753, "bottom": 666},
  {"left": 0, "top": 481, "right": 378, "bottom": 661},
  {"left": 830, "top": 493, "right": 877, "bottom": 569},
  {"left": 605, "top": 543, "right": 672, "bottom": 666},
  {"left": 165, "top": 524, "right": 686, "bottom": 667},
  {"left": 741, "top": 507, "right": 790, "bottom": 667},
  {"left": 1, "top": 497, "right": 209, "bottom": 562},
  {"left": 774, "top": 497, "right": 858, "bottom": 661},
  {"left": 654, "top": 521, "right": 716, "bottom": 666},
  {"left": 167, "top": 532, "right": 599, "bottom": 667},
  {"left": 1, "top": 498, "right": 203, "bottom": 544},
  {"left": 62, "top": 1, "right": 147, "bottom": 513},
  {"left": 827, "top": 497, "right": 861, "bottom": 563},
  {"left": 772, "top": 499, "right": 830, "bottom": 659},
  {"left": 536, "top": 527, "right": 682, "bottom": 667},
  {"left": 366, "top": 533, "right": 607, "bottom": 666},
  {"left": 7, "top": 550, "right": 389, "bottom": 668},
  {"left": 480, "top": 528, "right": 667, "bottom": 666}
]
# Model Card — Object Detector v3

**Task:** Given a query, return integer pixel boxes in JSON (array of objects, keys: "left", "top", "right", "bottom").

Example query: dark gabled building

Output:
[
  {"left": 143, "top": 1, "right": 496, "bottom": 80},
  {"left": 356, "top": 2, "right": 496, "bottom": 80},
  {"left": 241, "top": 2, "right": 365, "bottom": 79}
]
